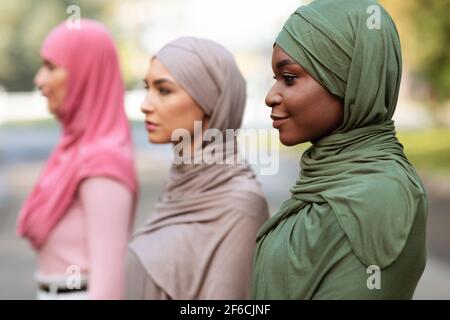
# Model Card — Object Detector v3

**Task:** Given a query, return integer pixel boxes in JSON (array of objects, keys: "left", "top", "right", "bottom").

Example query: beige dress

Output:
[{"left": 127, "top": 175, "right": 269, "bottom": 300}]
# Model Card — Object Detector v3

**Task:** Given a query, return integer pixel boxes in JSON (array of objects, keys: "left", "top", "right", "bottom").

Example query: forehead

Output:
[
  {"left": 147, "top": 58, "right": 176, "bottom": 81},
  {"left": 272, "top": 45, "right": 291, "bottom": 60},
  {"left": 272, "top": 45, "right": 305, "bottom": 71}
]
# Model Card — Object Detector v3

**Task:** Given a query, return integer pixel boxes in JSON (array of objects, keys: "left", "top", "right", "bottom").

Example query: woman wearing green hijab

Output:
[{"left": 252, "top": 0, "right": 427, "bottom": 299}]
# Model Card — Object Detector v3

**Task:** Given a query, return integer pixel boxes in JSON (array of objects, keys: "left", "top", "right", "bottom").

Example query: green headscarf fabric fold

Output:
[{"left": 252, "top": 0, "right": 427, "bottom": 297}]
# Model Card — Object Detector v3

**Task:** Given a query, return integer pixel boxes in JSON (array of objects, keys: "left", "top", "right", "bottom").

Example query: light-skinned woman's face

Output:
[
  {"left": 265, "top": 45, "right": 344, "bottom": 146},
  {"left": 141, "top": 58, "right": 207, "bottom": 144},
  {"left": 34, "top": 59, "right": 68, "bottom": 115}
]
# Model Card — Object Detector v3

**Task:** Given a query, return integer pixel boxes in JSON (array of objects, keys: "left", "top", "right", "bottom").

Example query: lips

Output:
[
  {"left": 145, "top": 120, "right": 159, "bottom": 132},
  {"left": 270, "top": 114, "right": 290, "bottom": 129}
]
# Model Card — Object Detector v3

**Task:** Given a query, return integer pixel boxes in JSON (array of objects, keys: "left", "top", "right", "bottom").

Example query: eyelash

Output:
[
  {"left": 44, "top": 63, "right": 55, "bottom": 71},
  {"left": 158, "top": 88, "right": 171, "bottom": 95},
  {"left": 143, "top": 81, "right": 171, "bottom": 95},
  {"left": 273, "top": 74, "right": 297, "bottom": 86}
]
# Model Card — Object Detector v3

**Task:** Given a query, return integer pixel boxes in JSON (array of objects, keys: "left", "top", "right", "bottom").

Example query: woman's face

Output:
[
  {"left": 266, "top": 45, "right": 344, "bottom": 146},
  {"left": 141, "top": 58, "right": 207, "bottom": 144},
  {"left": 34, "top": 59, "right": 68, "bottom": 115}
]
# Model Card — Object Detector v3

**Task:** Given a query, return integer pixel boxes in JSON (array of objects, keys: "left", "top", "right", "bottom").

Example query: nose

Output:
[
  {"left": 140, "top": 91, "right": 155, "bottom": 115},
  {"left": 34, "top": 67, "right": 46, "bottom": 90},
  {"left": 265, "top": 85, "right": 282, "bottom": 108}
]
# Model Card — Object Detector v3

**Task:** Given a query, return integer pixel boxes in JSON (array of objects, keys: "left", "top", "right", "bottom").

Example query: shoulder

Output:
[
  {"left": 330, "top": 163, "right": 426, "bottom": 207},
  {"left": 228, "top": 185, "right": 270, "bottom": 222},
  {"left": 77, "top": 177, "right": 134, "bottom": 212},
  {"left": 79, "top": 177, "right": 132, "bottom": 197}
]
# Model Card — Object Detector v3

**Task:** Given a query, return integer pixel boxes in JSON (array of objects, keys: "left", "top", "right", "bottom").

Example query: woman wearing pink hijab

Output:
[{"left": 16, "top": 20, "right": 138, "bottom": 300}]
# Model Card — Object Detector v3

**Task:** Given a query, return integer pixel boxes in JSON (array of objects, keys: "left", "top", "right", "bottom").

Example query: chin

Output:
[
  {"left": 279, "top": 133, "right": 307, "bottom": 147},
  {"left": 147, "top": 133, "right": 168, "bottom": 144},
  {"left": 47, "top": 100, "right": 62, "bottom": 115},
  {"left": 47, "top": 105, "right": 57, "bottom": 115}
]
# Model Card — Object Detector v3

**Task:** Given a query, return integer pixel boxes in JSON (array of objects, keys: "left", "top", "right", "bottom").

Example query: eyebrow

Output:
[
  {"left": 152, "top": 78, "right": 175, "bottom": 85},
  {"left": 276, "top": 59, "right": 296, "bottom": 70}
]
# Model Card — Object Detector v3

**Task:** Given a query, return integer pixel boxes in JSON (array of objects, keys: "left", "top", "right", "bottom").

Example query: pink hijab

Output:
[{"left": 17, "top": 20, "right": 138, "bottom": 249}]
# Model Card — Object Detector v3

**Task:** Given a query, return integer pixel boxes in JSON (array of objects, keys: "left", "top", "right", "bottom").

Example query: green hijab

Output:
[{"left": 255, "top": 0, "right": 427, "bottom": 273}]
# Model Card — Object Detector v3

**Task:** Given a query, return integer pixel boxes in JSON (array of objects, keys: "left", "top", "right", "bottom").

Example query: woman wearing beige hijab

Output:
[{"left": 126, "top": 37, "right": 269, "bottom": 299}]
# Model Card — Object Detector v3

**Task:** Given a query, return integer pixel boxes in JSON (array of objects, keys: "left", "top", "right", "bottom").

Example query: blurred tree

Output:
[
  {"left": 381, "top": 0, "right": 450, "bottom": 109},
  {"left": 409, "top": 0, "right": 450, "bottom": 107},
  {"left": 0, "top": 0, "right": 110, "bottom": 92}
]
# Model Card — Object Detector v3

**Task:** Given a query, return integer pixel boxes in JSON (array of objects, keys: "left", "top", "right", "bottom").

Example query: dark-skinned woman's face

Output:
[{"left": 266, "top": 45, "right": 344, "bottom": 146}]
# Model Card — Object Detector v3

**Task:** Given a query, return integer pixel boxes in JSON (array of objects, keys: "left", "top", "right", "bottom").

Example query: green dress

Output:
[{"left": 251, "top": 0, "right": 428, "bottom": 299}]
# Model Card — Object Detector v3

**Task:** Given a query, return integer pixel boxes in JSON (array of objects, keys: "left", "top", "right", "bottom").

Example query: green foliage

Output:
[
  {"left": 0, "top": 0, "right": 110, "bottom": 91},
  {"left": 408, "top": 0, "right": 450, "bottom": 104},
  {"left": 398, "top": 128, "right": 450, "bottom": 174}
]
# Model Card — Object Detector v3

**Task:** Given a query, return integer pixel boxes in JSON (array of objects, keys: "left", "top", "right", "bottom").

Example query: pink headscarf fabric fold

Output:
[{"left": 17, "top": 20, "right": 138, "bottom": 249}]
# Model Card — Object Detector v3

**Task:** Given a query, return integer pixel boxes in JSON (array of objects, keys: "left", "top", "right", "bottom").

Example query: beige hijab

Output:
[{"left": 129, "top": 37, "right": 269, "bottom": 299}]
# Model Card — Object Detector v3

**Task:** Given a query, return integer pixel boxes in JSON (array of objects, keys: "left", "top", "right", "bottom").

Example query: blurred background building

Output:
[{"left": 0, "top": 0, "right": 449, "bottom": 299}]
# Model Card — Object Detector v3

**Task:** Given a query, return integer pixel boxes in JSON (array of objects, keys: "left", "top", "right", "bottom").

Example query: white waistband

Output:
[{"left": 34, "top": 272, "right": 88, "bottom": 288}]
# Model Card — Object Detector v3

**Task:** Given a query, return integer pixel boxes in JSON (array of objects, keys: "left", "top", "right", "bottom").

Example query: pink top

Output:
[{"left": 37, "top": 177, "right": 134, "bottom": 300}]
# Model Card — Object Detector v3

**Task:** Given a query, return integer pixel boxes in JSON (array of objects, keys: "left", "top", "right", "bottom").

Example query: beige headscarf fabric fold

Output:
[{"left": 128, "top": 37, "right": 269, "bottom": 299}]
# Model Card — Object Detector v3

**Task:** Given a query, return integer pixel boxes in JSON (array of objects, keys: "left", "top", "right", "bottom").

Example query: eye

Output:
[
  {"left": 158, "top": 87, "right": 171, "bottom": 95},
  {"left": 282, "top": 74, "right": 297, "bottom": 86},
  {"left": 44, "top": 62, "right": 55, "bottom": 71},
  {"left": 143, "top": 80, "right": 149, "bottom": 90}
]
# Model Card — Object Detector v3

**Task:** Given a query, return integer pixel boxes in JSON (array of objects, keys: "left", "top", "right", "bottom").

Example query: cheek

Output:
[
  {"left": 164, "top": 99, "right": 203, "bottom": 132},
  {"left": 50, "top": 72, "right": 68, "bottom": 102},
  {"left": 286, "top": 91, "right": 343, "bottom": 144},
  {"left": 156, "top": 98, "right": 203, "bottom": 142},
  {"left": 277, "top": 84, "right": 326, "bottom": 144},
  {"left": 285, "top": 81, "right": 328, "bottom": 123},
  {"left": 181, "top": 106, "right": 204, "bottom": 133}
]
